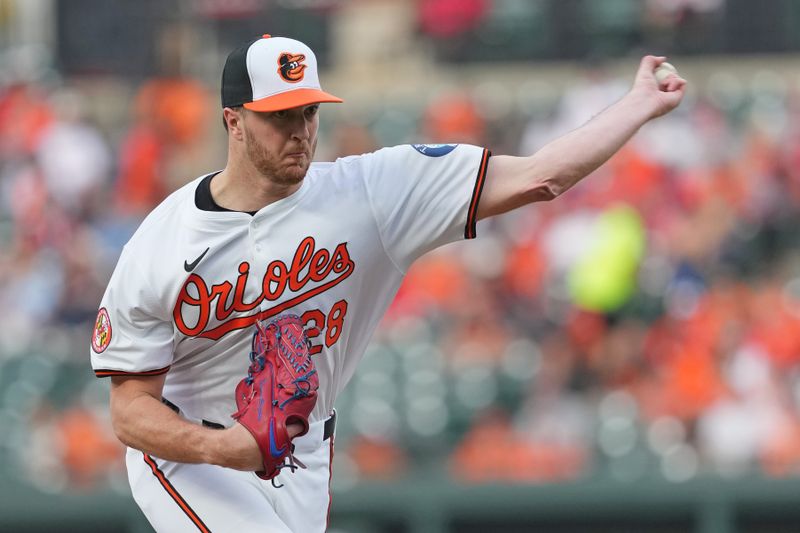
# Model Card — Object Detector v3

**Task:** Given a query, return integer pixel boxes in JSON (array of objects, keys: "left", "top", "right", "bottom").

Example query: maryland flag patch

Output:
[{"left": 92, "top": 307, "right": 112, "bottom": 353}]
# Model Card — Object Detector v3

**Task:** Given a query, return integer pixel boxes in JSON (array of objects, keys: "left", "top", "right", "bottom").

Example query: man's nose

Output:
[{"left": 290, "top": 116, "right": 311, "bottom": 141}]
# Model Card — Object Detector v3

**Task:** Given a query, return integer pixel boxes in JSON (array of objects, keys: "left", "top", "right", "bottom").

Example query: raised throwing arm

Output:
[{"left": 478, "top": 55, "right": 687, "bottom": 220}]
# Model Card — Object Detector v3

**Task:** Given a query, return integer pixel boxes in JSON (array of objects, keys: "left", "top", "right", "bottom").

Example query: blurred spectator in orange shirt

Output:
[{"left": 114, "top": 77, "right": 211, "bottom": 215}]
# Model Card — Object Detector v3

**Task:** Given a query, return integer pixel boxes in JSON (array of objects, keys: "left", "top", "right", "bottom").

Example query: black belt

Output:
[
  {"left": 323, "top": 410, "right": 336, "bottom": 441},
  {"left": 162, "top": 397, "right": 336, "bottom": 440}
]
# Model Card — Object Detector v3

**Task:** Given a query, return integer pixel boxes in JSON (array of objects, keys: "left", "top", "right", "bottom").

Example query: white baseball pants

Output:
[{"left": 126, "top": 417, "right": 334, "bottom": 533}]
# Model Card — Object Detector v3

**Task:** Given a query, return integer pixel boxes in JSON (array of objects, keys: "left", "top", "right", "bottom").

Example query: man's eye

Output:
[
  {"left": 306, "top": 105, "right": 319, "bottom": 116},
  {"left": 273, "top": 110, "right": 288, "bottom": 119}
]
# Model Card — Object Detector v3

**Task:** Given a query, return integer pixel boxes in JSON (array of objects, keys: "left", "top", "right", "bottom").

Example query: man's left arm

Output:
[{"left": 478, "top": 55, "right": 687, "bottom": 220}]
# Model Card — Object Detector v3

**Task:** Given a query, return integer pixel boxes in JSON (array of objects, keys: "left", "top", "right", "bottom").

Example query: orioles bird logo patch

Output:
[
  {"left": 92, "top": 307, "right": 112, "bottom": 353},
  {"left": 277, "top": 52, "right": 307, "bottom": 83}
]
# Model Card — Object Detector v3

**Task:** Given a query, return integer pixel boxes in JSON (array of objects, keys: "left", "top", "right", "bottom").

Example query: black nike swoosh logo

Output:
[{"left": 184, "top": 247, "right": 210, "bottom": 272}]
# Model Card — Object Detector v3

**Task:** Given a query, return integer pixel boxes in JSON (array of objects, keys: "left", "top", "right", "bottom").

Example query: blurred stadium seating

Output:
[{"left": 4, "top": 1, "right": 800, "bottom": 531}]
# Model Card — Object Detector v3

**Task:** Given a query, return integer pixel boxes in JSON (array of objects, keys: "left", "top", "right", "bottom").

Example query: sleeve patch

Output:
[
  {"left": 91, "top": 307, "right": 112, "bottom": 354},
  {"left": 411, "top": 144, "right": 458, "bottom": 157}
]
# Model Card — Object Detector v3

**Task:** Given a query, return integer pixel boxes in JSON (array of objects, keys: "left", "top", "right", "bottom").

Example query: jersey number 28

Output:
[{"left": 301, "top": 299, "right": 348, "bottom": 355}]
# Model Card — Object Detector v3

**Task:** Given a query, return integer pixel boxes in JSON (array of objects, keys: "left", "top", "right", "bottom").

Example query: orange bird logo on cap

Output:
[{"left": 277, "top": 52, "right": 307, "bottom": 83}]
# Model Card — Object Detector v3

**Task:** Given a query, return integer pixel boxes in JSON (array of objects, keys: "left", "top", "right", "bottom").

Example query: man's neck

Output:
[{"left": 211, "top": 161, "right": 303, "bottom": 213}]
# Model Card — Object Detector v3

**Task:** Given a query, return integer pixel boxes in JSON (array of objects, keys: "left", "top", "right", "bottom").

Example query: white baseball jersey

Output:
[{"left": 90, "top": 143, "right": 490, "bottom": 531}]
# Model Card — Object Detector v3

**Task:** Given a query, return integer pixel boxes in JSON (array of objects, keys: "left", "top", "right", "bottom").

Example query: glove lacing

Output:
[{"left": 270, "top": 446, "right": 308, "bottom": 488}]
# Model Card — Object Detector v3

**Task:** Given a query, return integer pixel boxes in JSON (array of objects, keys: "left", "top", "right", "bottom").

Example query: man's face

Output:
[{"left": 241, "top": 104, "right": 320, "bottom": 185}]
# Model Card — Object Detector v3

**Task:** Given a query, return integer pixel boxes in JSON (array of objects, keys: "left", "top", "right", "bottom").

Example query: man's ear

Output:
[{"left": 223, "top": 107, "right": 245, "bottom": 139}]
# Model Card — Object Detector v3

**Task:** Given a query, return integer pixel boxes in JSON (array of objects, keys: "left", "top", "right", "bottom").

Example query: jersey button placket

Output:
[
  {"left": 251, "top": 218, "right": 264, "bottom": 255},
  {"left": 250, "top": 218, "right": 271, "bottom": 315}
]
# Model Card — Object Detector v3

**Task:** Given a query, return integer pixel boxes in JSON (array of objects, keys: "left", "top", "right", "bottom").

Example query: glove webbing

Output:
[{"left": 278, "top": 327, "right": 312, "bottom": 373}]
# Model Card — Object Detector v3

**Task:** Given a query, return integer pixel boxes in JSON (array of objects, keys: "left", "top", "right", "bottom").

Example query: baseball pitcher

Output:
[{"left": 90, "top": 34, "right": 686, "bottom": 532}]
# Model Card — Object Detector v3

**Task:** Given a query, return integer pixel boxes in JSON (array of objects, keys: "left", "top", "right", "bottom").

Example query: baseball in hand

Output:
[{"left": 654, "top": 62, "right": 678, "bottom": 84}]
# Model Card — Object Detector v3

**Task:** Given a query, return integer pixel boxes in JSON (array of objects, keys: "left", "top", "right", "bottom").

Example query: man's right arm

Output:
[
  {"left": 476, "top": 55, "right": 686, "bottom": 221},
  {"left": 110, "top": 374, "right": 263, "bottom": 471}
]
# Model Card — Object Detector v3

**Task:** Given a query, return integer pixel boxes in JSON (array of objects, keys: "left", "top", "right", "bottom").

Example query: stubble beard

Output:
[{"left": 245, "top": 133, "right": 316, "bottom": 187}]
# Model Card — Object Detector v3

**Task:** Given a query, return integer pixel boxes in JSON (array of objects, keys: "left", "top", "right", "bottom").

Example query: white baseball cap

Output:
[{"left": 221, "top": 34, "right": 343, "bottom": 112}]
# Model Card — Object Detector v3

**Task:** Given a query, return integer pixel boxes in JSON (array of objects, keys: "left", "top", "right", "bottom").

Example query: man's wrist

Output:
[
  {"left": 216, "top": 422, "right": 266, "bottom": 471},
  {"left": 201, "top": 421, "right": 306, "bottom": 470},
  {"left": 619, "top": 90, "right": 661, "bottom": 124}
]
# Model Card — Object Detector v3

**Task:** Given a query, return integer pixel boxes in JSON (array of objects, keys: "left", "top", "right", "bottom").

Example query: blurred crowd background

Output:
[{"left": 4, "top": 0, "right": 800, "bottom": 531}]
